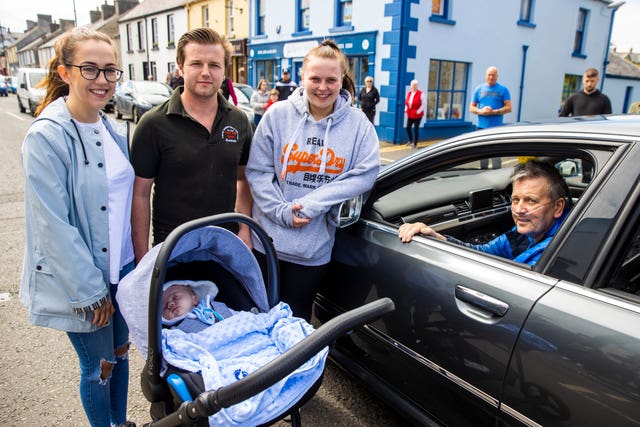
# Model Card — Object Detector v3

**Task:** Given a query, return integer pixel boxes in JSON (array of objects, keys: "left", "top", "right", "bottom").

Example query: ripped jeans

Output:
[{"left": 67, "top": 262, "right": 134, "bottom": 427}]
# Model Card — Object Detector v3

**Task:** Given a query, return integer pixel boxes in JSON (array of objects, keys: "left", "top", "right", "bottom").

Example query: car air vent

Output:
[
  {"left": 492, "top": 192, "right": 510, "bottom": 207},
  {"left": 454, "top": 200, "right": 470, "bottom": 215}
]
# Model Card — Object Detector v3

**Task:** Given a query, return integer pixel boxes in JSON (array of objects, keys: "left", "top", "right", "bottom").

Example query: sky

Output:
[{"left": 1, "top": 0, "right": 639, "bottom": 52}]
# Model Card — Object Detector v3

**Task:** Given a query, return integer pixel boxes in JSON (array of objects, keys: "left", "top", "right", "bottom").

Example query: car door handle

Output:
[{"left": 455, "top": 285, "right": 509, "bottom": 317}]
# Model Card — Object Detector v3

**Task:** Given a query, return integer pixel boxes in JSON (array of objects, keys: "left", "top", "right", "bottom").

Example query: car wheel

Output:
[
  {"left": 18, "top": 98, "right": 26, "bottom": 113},
  {"left": 133, "top": 108, "right": 140, "bottom": 124},
  {"left": 115, "top": 105, "right": 122, "bottom": 119},
  {"left": 28, "top": 100, "right": 37, "bottom": 117}
]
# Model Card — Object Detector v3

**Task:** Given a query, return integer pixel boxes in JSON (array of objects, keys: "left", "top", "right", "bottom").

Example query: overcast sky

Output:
[{"left": 1, "top": 0, "right": 639, "bottom": 52}]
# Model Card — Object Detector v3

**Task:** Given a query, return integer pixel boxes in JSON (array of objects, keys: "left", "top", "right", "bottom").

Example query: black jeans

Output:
[
  {"left": 406, "top": 117, "right": 422, "bottom": 144},
  {"left": 253, "top": 250, "right": 328, "bottom": 322}
]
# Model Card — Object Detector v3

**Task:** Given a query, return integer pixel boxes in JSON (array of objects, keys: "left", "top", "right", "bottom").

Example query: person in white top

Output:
[{"left": 20, "top": 27, "right": 135, "bottom": 427}]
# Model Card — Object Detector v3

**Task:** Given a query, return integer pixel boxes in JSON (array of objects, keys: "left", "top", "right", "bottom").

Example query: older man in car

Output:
[{"left": 398, "top": 160, "right": 570, "bottom": 266}]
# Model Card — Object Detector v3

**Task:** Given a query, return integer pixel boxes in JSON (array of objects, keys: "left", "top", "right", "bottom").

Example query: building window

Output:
[
  {"left": 348, "top": 56, "right": 369, "bottom": 106},
  {"left": 573, "top": 8, "right": 588, "bottom": 58},
  {"left": 518, "top": 0, "right": 536, "bottom": 27},
  {"left": 427, "top": 59, "right": 468, "bottom": 121},
  {"left": 137, "top": 20, "right": 145, "bottom": 51},
  {"left": 337, "top": 0, "right": 352, "bottom": 27},
  {"left": 126, "top": 24, "right": 133, "bottom": 52},
  {"left": 560, "top": 74, "right": 581, "bottom": 111},
  {"left": 150, "top": 61, "right": 157, "bottom": 81},
  {"left": 430, "top": 0, "right": 455, "bottom": 25},
  {"left": 151, "top": 18, "right": 158, "bottom": 49},
  {"left": 254, "top": 59, "right": 277, "bottom": 88},
  {"left": 128, "top": 63, "right": 135, "bottom": 81},
  {"left": 202, "top": 6, "right": 209, "bottom": 27},
  {"left": 256, "top": 0, "right": 266, "bottom": 35},
  {"left": 227, "top": 0, "right": 235, "bottom": 36},
  {"left": 296, "top": 0, "right": 311, "bottom": 33},
  {"left": 167, "top": 14, "right": 175, "bottom": 47}
]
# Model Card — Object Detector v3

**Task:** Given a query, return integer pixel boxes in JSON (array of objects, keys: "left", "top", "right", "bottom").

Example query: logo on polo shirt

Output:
[{"left": 222, "top": 126, "right": 239, "bottom": 143}]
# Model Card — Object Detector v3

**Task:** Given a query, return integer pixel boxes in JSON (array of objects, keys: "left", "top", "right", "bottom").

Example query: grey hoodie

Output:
[{"left": 246, "top": 87, "right": 380, "bottom": 265}]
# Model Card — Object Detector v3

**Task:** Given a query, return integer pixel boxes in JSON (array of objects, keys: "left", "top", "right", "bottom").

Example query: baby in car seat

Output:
[{"left": 161, "top": 280, "right": 234, "bottom": 333}]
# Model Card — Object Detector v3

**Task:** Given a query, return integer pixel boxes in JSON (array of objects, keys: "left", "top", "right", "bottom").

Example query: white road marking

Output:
[{"left": 5, "top": 112, "right": 25, "bottom": 121}]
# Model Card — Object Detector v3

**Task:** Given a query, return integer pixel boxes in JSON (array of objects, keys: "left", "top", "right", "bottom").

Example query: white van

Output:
[{"left": 17, "top": 67, "right": 47, "bottom": 116}]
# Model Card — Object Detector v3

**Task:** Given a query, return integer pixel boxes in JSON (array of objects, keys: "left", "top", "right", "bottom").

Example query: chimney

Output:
[
  {"left": 116, "top": 0, "right": 139, "bottom": 15},
  {"left": 37, "top": 14, "right": 53, "bottom": 30},
  {"left": 60, "top": 19, "right": 76, "bottom": 31},
  {"left": 102, "top": 2, "right": 116, "bottom": 20},
  {"left": 90, "top": 9, "right": 102, "bottom": 23}
]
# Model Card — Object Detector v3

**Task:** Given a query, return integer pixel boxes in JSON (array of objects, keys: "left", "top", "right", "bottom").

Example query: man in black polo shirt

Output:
[
  {"left": 130, "top": 28, "right": 253, "bottom": 262},
  {"left": 559, "top": 68, "right": 612, "bottom": 117}
]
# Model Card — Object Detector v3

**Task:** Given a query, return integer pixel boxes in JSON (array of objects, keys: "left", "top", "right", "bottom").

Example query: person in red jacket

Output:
[{"left": 404, "top": 79, "right": 427, "bottom": 148}]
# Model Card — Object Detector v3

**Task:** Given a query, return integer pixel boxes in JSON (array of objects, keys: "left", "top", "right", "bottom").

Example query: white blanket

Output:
[{"left": 162, "top": 302, "right": 327, "bottom": 426}]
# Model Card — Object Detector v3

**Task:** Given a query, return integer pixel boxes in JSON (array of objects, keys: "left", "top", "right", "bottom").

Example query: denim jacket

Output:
[{"left": 20, "top": 98, "right": 130, "bottom": 332}]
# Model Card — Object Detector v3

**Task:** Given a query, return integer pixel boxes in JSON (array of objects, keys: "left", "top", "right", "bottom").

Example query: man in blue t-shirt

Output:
[{"left": 470, "top": 66, "right": 512, "bottom": 168}]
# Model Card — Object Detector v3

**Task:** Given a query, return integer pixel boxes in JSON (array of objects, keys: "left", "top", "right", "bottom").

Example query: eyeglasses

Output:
[{"left": 65, "top": 64, "right": 123, "bottom": 82}]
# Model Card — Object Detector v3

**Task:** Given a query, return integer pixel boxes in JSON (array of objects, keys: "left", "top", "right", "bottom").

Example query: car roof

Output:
[{"left": 463, "top": 115, "right": 640, "bottom": 140}]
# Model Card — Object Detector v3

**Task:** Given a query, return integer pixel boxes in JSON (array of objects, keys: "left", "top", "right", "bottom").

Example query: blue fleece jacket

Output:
[{"left": 246, "top": 87, "right": 380, "bottom": 265}]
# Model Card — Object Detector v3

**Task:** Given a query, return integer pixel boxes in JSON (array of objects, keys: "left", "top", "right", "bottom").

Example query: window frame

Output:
[
  {"left": 202, "top": 5, "right": 210, "bottom": 28},
  {"left": 151, "top": 18, "right": 158, "bottom": 49},
  {"left": 167, "top": 14, "right": 175, "bottom": 47},
  {"left": 126, "top": 23, "right": 133, "bottom": 52},
  {"left": 256, "top": 0, "right": 266, "bottom": 36},
  {"left": 294, "top": 0, "right": 312, "bottom": 36},
  {"left": 429, "top": 0, "right": 456, "bottom": 26},
  {"left": 517, "top": 0, "right": 536, "bottom": 28},
  {"left": 137, "top": 20, "right": 145, "bottom": 52},
  {"left": 426, "top": 58, "right": 469, "bottom": 122},
  {"left": 572, "top": 8, "right": 589, "bottom": 58}
]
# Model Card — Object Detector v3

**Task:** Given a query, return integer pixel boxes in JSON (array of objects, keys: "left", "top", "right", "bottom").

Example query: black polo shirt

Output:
[{"left": 131, "top": 88, "right": 252, "bottom": 244}]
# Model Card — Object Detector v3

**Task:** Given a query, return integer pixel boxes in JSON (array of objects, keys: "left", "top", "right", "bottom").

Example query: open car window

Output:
[{"left": 368, "top": 152, "right": 597, "bottom": 267}]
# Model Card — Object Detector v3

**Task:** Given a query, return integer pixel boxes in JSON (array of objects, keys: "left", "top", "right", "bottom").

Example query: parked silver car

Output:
[{"left": 316, "top": 115, "right": 640, "bottom": 426}]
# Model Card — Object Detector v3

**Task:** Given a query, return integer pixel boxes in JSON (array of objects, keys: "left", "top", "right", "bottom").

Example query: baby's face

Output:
[{"left": 162, "top": 285, "right": 199, "bottom": 320}]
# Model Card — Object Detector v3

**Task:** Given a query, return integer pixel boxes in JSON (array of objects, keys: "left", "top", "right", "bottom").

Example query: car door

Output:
[
  {"left": 499, "top": 142, "right": 640, "bottom": 426},
  {"left": 316, "top": 135, "right": 625, "bottom": 426}
]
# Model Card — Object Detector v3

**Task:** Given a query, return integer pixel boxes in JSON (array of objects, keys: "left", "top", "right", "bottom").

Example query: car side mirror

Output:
[{"left": 338, "top": 194, "right": 363, "bottom": 228}]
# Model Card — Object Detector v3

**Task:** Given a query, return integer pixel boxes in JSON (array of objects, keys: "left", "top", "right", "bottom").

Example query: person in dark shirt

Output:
[
  {"left": 358, "top": 76, "right": 380, "bottom": 124},
  {"left": 168, "top": 68, "right": 184, "bottom": 89},
  {"left": 559, "top": 68, "right": 612, "bottom": 117},
  {"left": 130, "top": 28, "right": 253, "bottom": 262},
  {"left": 275, "top": 68, "right": 297, "bottom": 101}
]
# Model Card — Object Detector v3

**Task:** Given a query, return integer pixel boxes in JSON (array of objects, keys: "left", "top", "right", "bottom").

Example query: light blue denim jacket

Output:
[{"left": 20, "top": 97, "right": 130, "bottom": 333}]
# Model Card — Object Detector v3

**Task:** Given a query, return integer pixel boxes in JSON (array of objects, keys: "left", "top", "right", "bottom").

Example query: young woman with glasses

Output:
[{"left": 21, "top": 27, "right": 135, "bottom": 427}]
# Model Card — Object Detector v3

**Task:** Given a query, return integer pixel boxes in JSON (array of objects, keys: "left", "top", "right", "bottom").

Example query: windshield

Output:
[
  {"left": 135, "top": 81, "right": 172, "bottom": 96},
  {"left": 29, "top": 72, "right": 47, "bottom": 87}
]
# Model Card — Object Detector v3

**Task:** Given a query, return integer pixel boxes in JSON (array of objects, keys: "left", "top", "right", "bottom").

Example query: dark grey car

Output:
[
  {"left": 315, "top": 115, "right": 640, "bottom": 426},
  {"left": 114, "top": 80, "right": 172, "bottom": 123}
]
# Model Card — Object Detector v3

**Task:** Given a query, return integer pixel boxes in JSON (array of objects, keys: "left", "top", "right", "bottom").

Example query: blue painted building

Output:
[{"left": 247, "top": 0, "right": 637, "bottom": 143}]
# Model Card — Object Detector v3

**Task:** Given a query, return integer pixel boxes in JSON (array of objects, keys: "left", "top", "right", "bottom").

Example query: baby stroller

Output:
[{"left": 118, "top": 213, "right": 394, "bottom": 427}]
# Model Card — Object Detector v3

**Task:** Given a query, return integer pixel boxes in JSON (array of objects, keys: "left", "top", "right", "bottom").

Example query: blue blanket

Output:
[{"left": 162, "top": 302, "right": 327, "bottom": 426}]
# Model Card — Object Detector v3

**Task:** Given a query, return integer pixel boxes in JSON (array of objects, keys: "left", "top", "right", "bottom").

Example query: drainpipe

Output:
[
  {"left": 395, "top": 0, "right": 411, "bottom": 144},
  {"left": 517, "top": 45, "right": 528, "bottom": 122},
  {"left": 601, "top": 1, "right": 625, "bottom": 91}
]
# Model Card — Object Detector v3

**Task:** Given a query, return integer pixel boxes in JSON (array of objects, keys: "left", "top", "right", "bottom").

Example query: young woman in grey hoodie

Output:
[{"left": 246, "top": 40, "right": 380, "bottom": 321}]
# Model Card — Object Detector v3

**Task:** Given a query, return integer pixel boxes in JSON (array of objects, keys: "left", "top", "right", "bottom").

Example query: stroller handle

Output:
[
  {"left": 144, "top": 213, "right": 279, "bottom": 400},
  {"left": 146, "top": 297, "right": 395, "bottom": 427}
]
